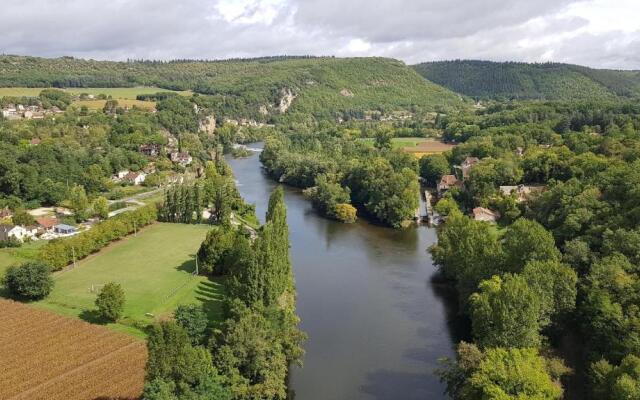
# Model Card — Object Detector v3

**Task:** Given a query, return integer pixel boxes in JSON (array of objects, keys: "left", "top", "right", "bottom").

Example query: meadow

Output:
[
  {"left": 0, "top": 241, "right": 45, "bottom": 278},
  {"left": 35, "top": 223, "right": 224, "bottom": 337}
]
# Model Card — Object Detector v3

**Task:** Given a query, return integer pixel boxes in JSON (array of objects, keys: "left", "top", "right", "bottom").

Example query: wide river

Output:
[{"left": 226, "top": 145, "right": 466, "bottom": 400}]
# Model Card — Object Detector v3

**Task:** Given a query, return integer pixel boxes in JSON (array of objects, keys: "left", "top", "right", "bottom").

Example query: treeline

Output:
[
  {"left": 144, "top": 187, "right": 305, "bottom": 400},
  {"left": 0, "top": 55, "right": 465, "bottom": 124},
  {"left": 40, "top": 204, "right": 157, "bottom": 270},
  {"left": 260, "top": 130, "right": 419, "bottom": 227},
  {"left": 413, "top": 60, "right": 640, "bottom": 100},
  {"left": 427, "top": 98, "right": 640, "bottom": 398}
]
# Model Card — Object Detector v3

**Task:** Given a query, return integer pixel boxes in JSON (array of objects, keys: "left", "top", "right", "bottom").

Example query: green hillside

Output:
[
  {"left": 0, "top": 55, "right": 466, "bottom": 120},
  {"left": 412, "top": 60, "right": 640, "bottom": 100}
]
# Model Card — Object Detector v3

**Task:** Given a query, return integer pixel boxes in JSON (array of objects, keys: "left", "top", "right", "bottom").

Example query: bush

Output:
[
  {"left": 3, "top": 261, "right": 54, "bottom": 300},
  {"left": 95, "top": 282, "right": 125, "bottom": 322},
  {"left": 333, "top": 203, "right": 357, "bottom": 223},
  {"left": 0, "top": 237, "right": 22, "bottom": 248}
]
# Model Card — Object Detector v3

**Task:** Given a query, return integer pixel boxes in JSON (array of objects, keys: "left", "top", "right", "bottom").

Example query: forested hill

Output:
[
  {"left": 0, "top": 55, "right": 466, "bottom": 120},
  {"left": 412, "top": 60, "right": 640, "bottom": 100}
]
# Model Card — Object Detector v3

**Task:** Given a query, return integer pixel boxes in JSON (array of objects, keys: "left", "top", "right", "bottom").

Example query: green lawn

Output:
[
  {"left": 0, "top": 86, "right": 191, "bottom": 99},
  {"left": 35, "top": 223, "right": 224, "bottom": 337},
  {"left": 0, "top": 241, "right": 46, "bottom": 277}
]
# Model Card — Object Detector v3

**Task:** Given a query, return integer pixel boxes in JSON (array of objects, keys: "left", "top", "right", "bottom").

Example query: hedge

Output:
[{"left": 40, "top": 204, "right": 157, "bottom": 270}]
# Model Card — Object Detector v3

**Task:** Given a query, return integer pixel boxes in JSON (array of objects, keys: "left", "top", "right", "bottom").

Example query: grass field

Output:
[
  {"left": 35, "top": 223, "right": 224, "bottom": 337},
  {"left": 0, "top": 241, "right": 46, "bottom": 278},
  {"left": 0, "top": 86, "right": 191, "bottom": 99},
  {"left": 72, "top": 98, "right": 157, "bottom": 111},
  {"left": 360, "top": 137, "right": 433, "bottom": 148},
  {"left": 0, "top": 298, "right": 147, "bottom": 400}
]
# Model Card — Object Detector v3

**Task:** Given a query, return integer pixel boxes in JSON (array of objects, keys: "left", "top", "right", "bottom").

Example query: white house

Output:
[
  {"left": 124, "top": 171, "right": 146, "bottom": 185},
  {"left": 0, "top": 225, "right": 31, "bottom": 242}
]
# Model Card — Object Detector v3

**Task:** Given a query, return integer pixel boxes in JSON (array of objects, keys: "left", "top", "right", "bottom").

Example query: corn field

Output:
[{"left": 0, "top": 299, "right": 147, "bottom": 400}]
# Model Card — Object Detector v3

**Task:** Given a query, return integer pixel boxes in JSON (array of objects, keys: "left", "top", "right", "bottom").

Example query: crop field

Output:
[
  {"left": 0, "top": 298, "right": 147, "bottom": 400},
  {"left": 72, "top": 98, "right": 157, "bottom": 111},
  {"left": 37, "top": 223, "right": 224, "bottom": 336},
  {"left": 0, "top": 86, "right": 191, "bottom": 99},
  {"left": 359, "top": 137, "right": 455, "bottom": 156}
]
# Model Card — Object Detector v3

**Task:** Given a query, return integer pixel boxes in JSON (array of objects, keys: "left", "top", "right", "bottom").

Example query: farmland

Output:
[
  {"left": 0, "top": 86, "right": 191, "bottom": 99},
  {"left": 36, "top": 223, "right": 224, "bottom": 336},
  {"left": 359, "top": 137, "right": 455, "bottom": 156},
  {"left": 0, "top": 298, "right": 147, "bottom": 400}
]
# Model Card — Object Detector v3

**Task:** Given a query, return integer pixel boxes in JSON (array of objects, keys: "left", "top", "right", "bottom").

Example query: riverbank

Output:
[{"left": 226, "top": 143, "right": 464, "bottom": 400}]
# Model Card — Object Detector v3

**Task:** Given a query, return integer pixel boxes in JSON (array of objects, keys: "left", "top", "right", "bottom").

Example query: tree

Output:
[
  {"left": 93, "top": 196, "right": 109, "bottom": 219},
  {"left": 373, "top": 129, "right": 392, "bottom": 150},
  {"left": 95, "top": 282, "right": 125, "bottom": 321},
  {"left": 103, "top": 99, "right": 119, "bottom": 114},
  {"left": 3, "top": 261, "right": 54, "bottom": 300},
  {"left": 469, "top": 274, "right": 543, "bottom": 348},
  {"left": 522, "top": 260, "right": 577, "bottom": 328},
  {"left": 439, "top": 343, "right": 566, "bottom": 400},
  {"left": 11, "top": 208, "right": 35, "bottom": 226},
  {"left": 430, "top": 210, "right": 504, "bottom": 306},
  {"left": 502, "top": 218, "right": 561, "bottom": 273},
  {"left": 419, "top": 154, "right": 450, "bottom": 186},
  {"left": 69, "top": 184, "right": 90, "bottom": 222},
  {"left": 145, "top": 321, "right": 230, "bottom": 400},
  {"left": 333, "top": 203, "right": 357, "bottom": 223},
  {"left": 174, "top": 304, "right": 208, "bottom": 346},
  {"left": 212, "top": 300, "right": 288, "bottom": 400},
  {"left": 197, "top": 227, "right": 236, "bottom": 275},
  {"left": 591, "top": 355, "right": 640, "bottom": 400}
]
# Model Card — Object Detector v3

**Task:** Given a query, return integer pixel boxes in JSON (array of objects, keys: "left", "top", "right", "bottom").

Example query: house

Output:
[
  {"left": 53, "top": 224, "right": 78, "bottom": 235},
  {"left": 461, "top": 157, "right": 480, "bottom": 179},
  {"left": 437, "top": 175, "right": 462, "bottom": 196},
  {"left": 0, "top": 225, "right": 29, "bottom": 242},
  {"left": 139, "top": 144, "right": 161, "bottom": 157},
  {"left": 473, "top": 207, "right": 500, "bottom": 223},
  {"left": 170, "top": 152, "right": 193, "bottom": 167},
  {"left": 36, "top": 216, "right": 58, "bottom": 233},
  {"left": 499, "top": 185, "right": 545, "bottom": 203},
  {"left": 124, "top": 171, "right": 146, "bottom": 185}
]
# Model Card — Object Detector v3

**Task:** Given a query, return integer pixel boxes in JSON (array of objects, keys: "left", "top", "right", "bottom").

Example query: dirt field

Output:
[{"left": 0, "top": 299, "right": 147, "bottom": 400}]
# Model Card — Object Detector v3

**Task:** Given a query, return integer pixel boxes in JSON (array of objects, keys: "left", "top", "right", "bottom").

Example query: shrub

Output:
[
  {"left": 95, "top": 282, "right": 125, "bottom": 321},
  {"left": 333, "top": 203, "right": 357, "bottom": 223},
  {"left": 3, "top": 261, "right": 54, "bottom": 300}
]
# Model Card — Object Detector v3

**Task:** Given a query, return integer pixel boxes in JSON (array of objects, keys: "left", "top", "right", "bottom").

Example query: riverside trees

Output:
[
  {"left": 432, "top": 99, "right": 640, "bottom": 398},
  {"left": 146, "top": 187, "right": 304, "bottom": 400}
]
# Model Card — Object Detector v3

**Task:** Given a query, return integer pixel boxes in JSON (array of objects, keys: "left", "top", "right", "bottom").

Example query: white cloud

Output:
[{"left": 0, "top": 0, "right": 638, "bottom": 69}]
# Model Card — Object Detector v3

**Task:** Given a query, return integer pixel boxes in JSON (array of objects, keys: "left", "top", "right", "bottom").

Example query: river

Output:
[{"left": 226, "top": 145, "right": 466, "bottom": 400}]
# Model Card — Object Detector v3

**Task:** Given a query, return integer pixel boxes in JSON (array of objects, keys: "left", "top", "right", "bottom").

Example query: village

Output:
[{"left": 1, "top": 103, "right": 64, "bottom": 120}]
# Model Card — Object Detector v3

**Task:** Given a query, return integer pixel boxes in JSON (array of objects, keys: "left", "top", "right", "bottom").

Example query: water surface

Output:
[{"left": 226, "top": 146, "right": 464, "bottom": 400}]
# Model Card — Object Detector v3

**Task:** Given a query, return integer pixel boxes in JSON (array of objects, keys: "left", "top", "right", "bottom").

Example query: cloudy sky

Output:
[{"left": 1, "top": 0, "right": 639, "bottom": 69}]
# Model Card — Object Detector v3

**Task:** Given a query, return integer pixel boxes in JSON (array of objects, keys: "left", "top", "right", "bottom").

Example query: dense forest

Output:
[
  {"left": 0, "top": 55, "right": 466, "bottom": 123},
  {"left": 421, "top": 98, "right": 640, "bottom": 399},
  {"left": 413, "top": 60, "right": 640, "bottom": 100}
]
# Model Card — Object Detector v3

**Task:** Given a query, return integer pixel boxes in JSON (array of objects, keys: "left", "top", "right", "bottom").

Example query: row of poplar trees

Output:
[{"left": 144, "top": 186, "right": 305, "bottom": 400}]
